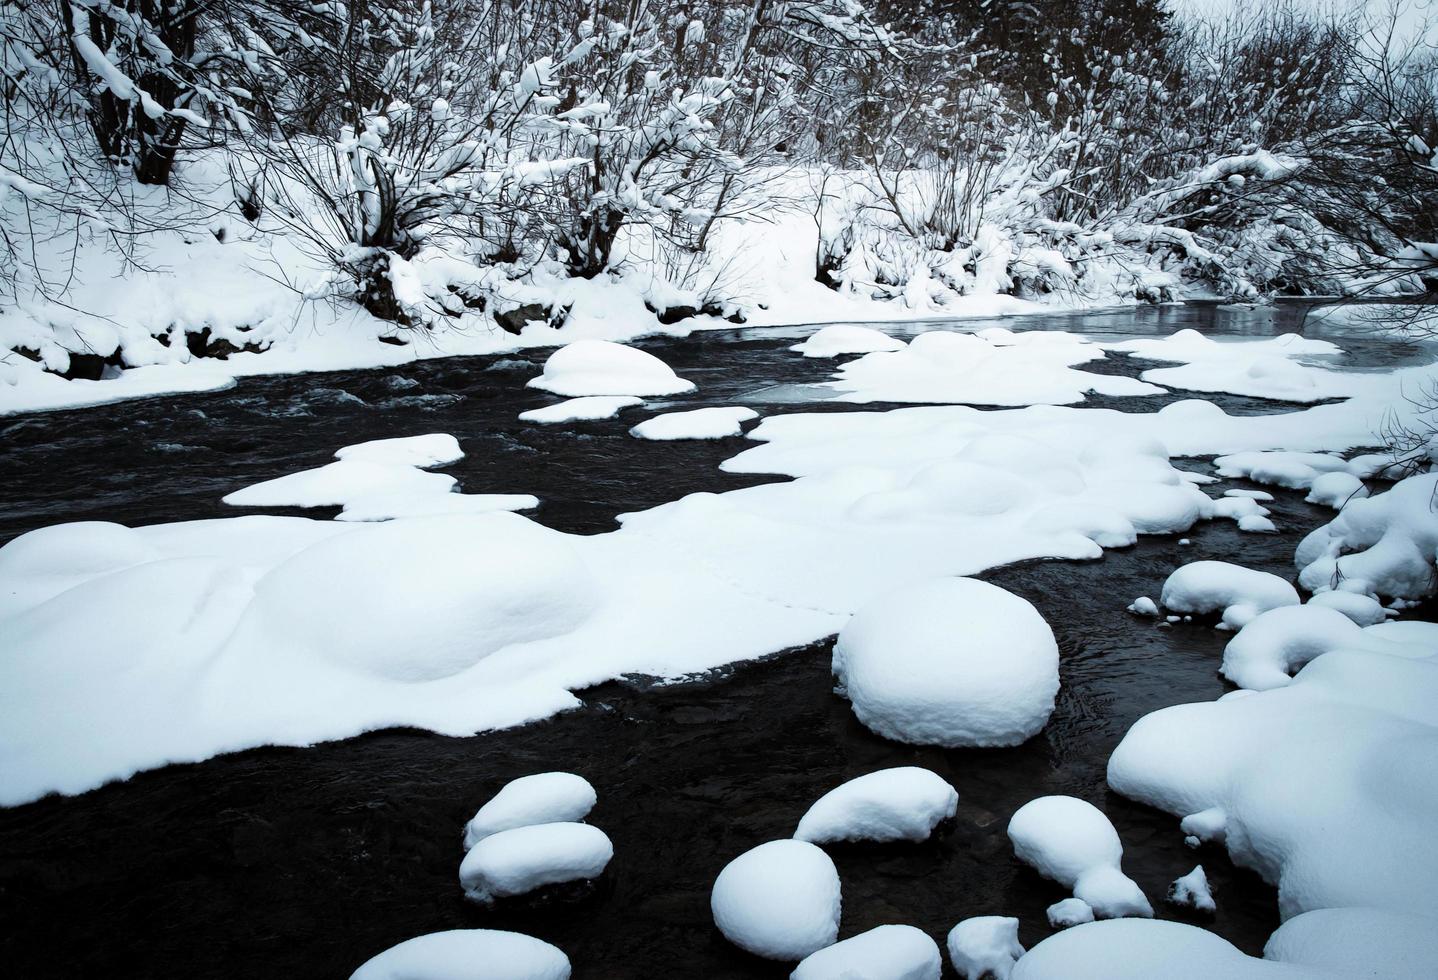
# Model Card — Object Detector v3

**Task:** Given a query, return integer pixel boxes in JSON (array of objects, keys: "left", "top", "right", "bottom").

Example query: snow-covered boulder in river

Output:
[
  {"left": 1007, "top": 796, "right": 1152, "bottom": 919},
  {"left": 711, "top": 839, "right": 841, "bottom": 960},
  {"left": 349, "top": 929, "right": 571, "bottom": 980},
  {"left": 1159, "top": 560, "right": 1300, "bottom": 629},
  {"left": 946, "top": 916, "right": 1024, "bottom": 980},
  {"left": 527, "top": 339, "right": 695, "bottom": 397},
  {"left": 463, "top": 772, "right": 597, "bottom": 850},
  {"left": 794, "top": 767, "right": 958, "bottom": 844},
  {"left": 833, "top": 577, "right": 1059, "bottom": 748},
  {"left": 459, "top": 822, "right": 613, "bottom": 905},
  {"left": 629, "top": 406, "right": 758, "bottom": 440},
  {"left": 791, "top": 924, "right": 941, "bottom": 980},
  {"left": 790, "top": 325, "right": 906, "bottom": 358}
]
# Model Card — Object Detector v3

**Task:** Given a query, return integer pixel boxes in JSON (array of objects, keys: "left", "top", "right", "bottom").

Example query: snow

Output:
[
  {"left": 1220, "top": 605, "right": 1362, "bottom": 690},
  {"left": 1295, "top": 472, "right": 1438, "bottom": 600},
  {"left": 458, "top": 822, "right": 613, "bottom": 904},
  {"left": 1304, "top": 471, "right": 1367, "bottom": 509},
  {"left": 335, "top": 491, "right": 539, "bottom": 523},
  {"left": 519, "top": 396, "right": 642, "bottom": 423},
  {"left": 463, "top": 773, "right": 597, "bottom": 850},
  {"left": 334, "top": 433, "right": 464, "bottom": 468},
  {"left": 224, "top": 458, "right": 458, "bottom": 509},
  {"left": 1214, "top": 451, "right": 1355, "bottom": 490},
  {"left": 1303, "top": 589, "right": 1390, "bottom": 626},
  {"left": 826, "top": 329, "right": 1164, "bottom": 406},
  {"left": 1104, "top": 329, "right": 1358, "bottom": 403},
  {"left": 1262, "top": 908, "right": 1438, "bottom": 977},
  {"left": 1168, "top": 866, "right": 1216, "bottom": 913},
  {"left": 629, "top": 406, "right": 759, "bottom": 441},
  {"left": 790, "top": 325, "right": 906, "bottom": 358},
  {"left": 793, "top": 767, "right": 959, "bottom": 844},
  {"left": 790, "top": 924, "right": 942, "bottom": 980},
  {"left": 1046, "top": 898, "right": 1095, "bottom": 929},
  {"left": 710, "top": 839, "right": 842, "bottom": 961},
  {"left": 1159, "top": 560, "right": 1301, "bottom": 629},
  {"left": 1007, "top": 796, "right": 1153, "bottom": 919},
  {"left": 946, "top": 917, "right": 1025, "bottom": 980},
  {"left": 1107, "top": 619, "right": 1438, "bottom": 920},
  {"left": 349, "top": 929, "right": 571, "bottom": 980},
  {"left": 832, "top": 578, "right": 1059, "bottom": 748},
  {"left": 526, "top": 340, "right": 695, "bottom": 397},
  {"left": 1010, "top": 919, "right": 1304, "bottom": 980},
  {"left": 1127, "top": 596, "right": 1159, "bottom": 616}
]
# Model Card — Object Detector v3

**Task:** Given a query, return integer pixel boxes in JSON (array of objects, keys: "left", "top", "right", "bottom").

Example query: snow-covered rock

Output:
[
  {"left": 527, "top": 339, "right": 695, "bottom": 397},
  {"left": 1007, "top": 796, "right": 1152, "bottom": 919},
  {"left": 335, "top": 490, "right": 538, "bottom": 522},
  {"left": 793, "top": 767, "right": 959, "bottom": 844},
  {"left": 946, "top": 916, "right": 1025, "bottom": 980},
  {"left": 224, "top": 458, "right": 457, "bottom": 509},
  {"left": 1127, "top": 596, "right": 1158, "bottom": 617},
  {"left": 1046, "top": 898, "right": 1095, "bottom": 929},
  {"left": 1263, "top": 907, "right": 1438, "bottom": 977},
  {"left": 1220, "top": 605, "right": 1362, "bottom": 690},
  {"left": 790, "top": 924, "right": 942, "bottom": 980},
  {"left": 1106, "top": 330, "right": 1354, "bottom": 404},
  {"left": 1160, "top": 560, "right": 1300, "bottom": 629},
  {"left": 1108, "top": 626, "right": 1438, "bottom": 919},
  {"left": 833, "top": 578, "right": 1059, "bottom": 748},
  {"left": 1215, "top": 450, "right": 1352, "bottom": 489},
  {"left": 1167, "top": 866, "right": 1216, "bottom": 913},
  {"left": 519, "top": 395, "right": 642, "bottom": 423},
  {"left": 334, "top": 433, "right": 464, "bottom": 468},
  {"left": 791, "top": 325, "right": 906, "bottom": 358},
  {"left": 459, "top": 822, "right": 613, "bottom": 905},
  {"left": 629, "top": 406, "right": 758, "bottom": 440},
  {"left": 463, "top": 772, "right": 597, "bottom": 850},
  {"left": 711, "top": 839, "right": 842, "bottom": 960},
  {"left": 1303, "top": 589, "right": 1389, "bottom": 626},
  {"left": 349, "top": 929, "right": 571, "bottom": 980},
  {"left": 1304, "top": 471, "right": 1367, "bottom": 509},
  {"left": 1011, "top": 919, "right": 1291, "bottom": 979},
  {"left": 1295, "top": 471, "right": 1438, "bottom": 600}
]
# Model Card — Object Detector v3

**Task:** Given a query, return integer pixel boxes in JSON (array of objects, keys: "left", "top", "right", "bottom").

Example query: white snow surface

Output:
[
  {"left": 526, "top": 339, "right": 695, "bottom": 397},
  {"left": 458, "top": 822, "right": 612, "bottom": 904},
  {"left": 790, "top": 924, "right": 942, "bottom": 980},
  {"left": 1104, "top": 329, "right": 1359, "bottom": 403},
  {"left": 790, "top": 325, "right": 907, "bottom": 358},
  {"left": 1159, "top": 560, "right": 1301, "bottom": 629},
  {"left": 793, "top": 767, "right": 959, "bottom": 844},
  {"left": 1295, "top": 471, "right": 1438, "bottom": 600},
  {"left": 1304, "top": 471, "right": 1367, "bottom": 509},
  {"left": 629, "top": 406, "right": 759, "bottom": 440},
  {"left": 1108, "top": 618, "right": 1438, "bottom": 921},
  {"left": 1007, "top": 796, "right": 1153, "bottom": 919},
  {"left": 1262, "top": 907, "right": 1438, "bottom": 977},
  {"left": 224, "top": 458, "right": 458, "bottom": 508},
  {"left": 1046, "top": 898, "right": 1095, "bottom": 929},
  {"left": 335, "top": 433, "right": 464, "bottom": 468},
  {"left": 711, "top": 839, "right": 842, "bottom": 961},
  {"left": 832, "top": 578, "right": 1059, "bottom": 748},
  {"left": 946, "top": 917, "right": 1025, "bottom": 980},
  {"left": 349, "top": 929, "right": 571, "bottom": 980},
  {"left": 1219, "top": 604, "right": 1362, "bottom": 690},
  {"left": 1168, "top": 866, "right": 1216, "bottom": 913},
  {"left": 1010, "top": 919, "right": 1312, "bottom": 979},
  {"left": 463, "top": 773, "right": 597, "bottom": 850},
  {"left": 518, "top": 395, "right": 642, "bottom": 423}
]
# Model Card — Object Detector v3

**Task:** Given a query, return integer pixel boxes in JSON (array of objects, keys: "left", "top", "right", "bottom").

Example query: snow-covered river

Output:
[{"left": 0, "top": 301, "right": 1432, "bottom": 977}]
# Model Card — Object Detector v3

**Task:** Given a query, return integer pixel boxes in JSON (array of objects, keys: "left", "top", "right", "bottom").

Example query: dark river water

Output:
[{"left": 0, "top": 301, "right": 1429, "bottom": 979}]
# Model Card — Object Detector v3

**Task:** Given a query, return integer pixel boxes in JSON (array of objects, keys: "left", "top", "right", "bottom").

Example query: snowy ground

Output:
[{"left": 1, "top": 305, "right": 1435, "bottom": 977}]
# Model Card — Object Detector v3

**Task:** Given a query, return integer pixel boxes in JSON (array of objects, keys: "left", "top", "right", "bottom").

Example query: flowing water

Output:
[{"left": 0, "top": 301, "right": 1429, "bottom": 978}]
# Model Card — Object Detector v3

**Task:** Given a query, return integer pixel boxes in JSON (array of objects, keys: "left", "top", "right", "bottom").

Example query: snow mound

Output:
[
  {"left": 1214, "top": 450, "right": 1353, "bottom": 490},
  {"left": 1295, "top": 471, "right": 1438, "bottom": 600},
  {"left": 711, "top": 839, "right": 842, "bottom": 961},
  {"left": 519, "top": 395, "right": 642, "bottom": 423},
  {"left": 833, "top": 578, "right": 1059, "bottom": 748},
  {"left": 1160, "top": 560, "right": 1300, "bottom": 629},
  {"left": 224, "top": 458, "right": 457, "bottom": 509},
  {"left": 829, "top": 329, "right": 1163, "bottom": 406},
  {"left": 1303, "top": 589, "right": 1389, "bottom": 625},
  {"left": 459, "top": 822, "right": 613, "bottom": 905},
  {"left": 350, "top": 929, "right": 571, "bottom": 980},
  {"left": 1010, "top": 919, "right": 1298, "bottom": 980},
  {"left": 463, "top": 772, "right": 597, "bottom": 850},
  {"left": 1107, "top": 330, "right": 1354, "bottom": 404},
  {"left": 629, "top": 406, "right": 759, "bottom": 440},
  {"left": 1168, "top": 866, "right": 1216, "bottom": 913},
  {"left": 1007, "top": 796, "right": 1153, "bottom": 919},
  {"left": 791, "top": 325, "right": 907, "bottom": 358},
  {"left": 1220, "top": 605, "right": 1362, "bottom": 690},
  {"left": 1108, "top": 626, "right": 1438, "bottom": 919},
  {"left": 1304, "top": 471, "right": 1367, "bottom": 509},
  {"left": 0, "top": 521, "right": 164, "bottom": 617},
  {"left": 335, "top": 491, "right": 538, "bottom": 523},
  {"left": 527, "top": 339, "right": 695, "bottom": 396},
  {"left": 793, "top": 767, "right": 958, "bottom": 844},
  {"left": 946, "top": 916, "right": 1024, "bottom": 980},
  {"left": 334, "top": 433, "right": 464, "bottom": 468},
  {"left": 1263, "top": 907, "right": 1438, "bottom": 977},
  {"left": 790, "top": 924, "right": 942, "bottom": 980},
  {"left": 243, "top": 513, "right": 598, "bottom": 682},
  {"left": 1127, "top": 596, "right": 1159, "bottom": 617},
  {"left": 1046, "top": 898, "right": 1095, "bottom": 929}
]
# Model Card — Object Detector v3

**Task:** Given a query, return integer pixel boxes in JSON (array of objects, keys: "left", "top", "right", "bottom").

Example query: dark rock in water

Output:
[
  {"left": 494, "top": 303, "right": 552, "bottom": 334},
  {"left": 57, "top": 347, "right": 125, "bottom": 381},
  {"left": 183, "top": 327, "right": 269, "bottom": 361}
]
